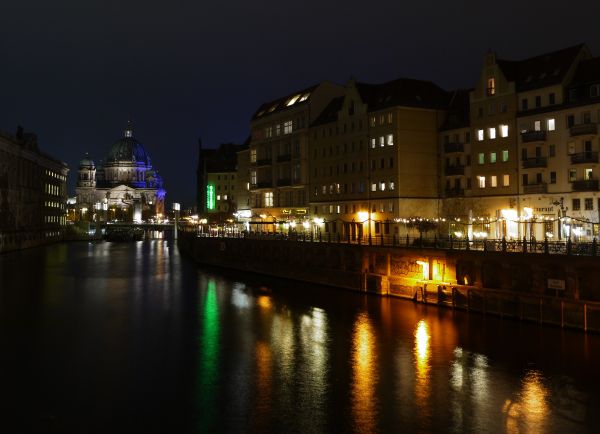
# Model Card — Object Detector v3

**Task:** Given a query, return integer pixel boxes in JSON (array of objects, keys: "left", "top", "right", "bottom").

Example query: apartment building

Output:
[
  {"left": 248, "top": 81, "right": 344, "bottom": 230},
  {"left": 308, "top": 78, "right": 448, "bottom": 239}
]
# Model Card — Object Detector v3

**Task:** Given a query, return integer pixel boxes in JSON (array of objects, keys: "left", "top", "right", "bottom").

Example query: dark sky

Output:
[{"left": 2, "top": 0, "right": 600, "bottom": 206}]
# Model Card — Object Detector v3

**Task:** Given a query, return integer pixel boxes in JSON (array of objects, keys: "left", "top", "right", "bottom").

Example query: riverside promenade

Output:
[{"left": 178, "top": 229, "right": 600, "bottom": 333}]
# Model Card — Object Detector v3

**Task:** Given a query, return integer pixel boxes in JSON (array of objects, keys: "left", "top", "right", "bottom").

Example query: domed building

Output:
[{"left": 75, "top": 122, "right": 166, "bottom": 222}]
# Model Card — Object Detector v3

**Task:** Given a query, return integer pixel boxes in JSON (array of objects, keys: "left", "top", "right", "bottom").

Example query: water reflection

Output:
[
  {"left": 352, "top": 312, "right": 378, "bottom": 433},
  {"left": 503, "top": 370, "right": 549, "bottom": 434},
  {"left": 414, "top": 319, "right": 431, "bottom": 420},
  {"left": 253, "top": 341, "right": 272, "bottom": 432}
]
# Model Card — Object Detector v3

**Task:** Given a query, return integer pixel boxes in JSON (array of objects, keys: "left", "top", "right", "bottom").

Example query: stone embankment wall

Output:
[{"left": 178, "top": 233, "right": 600, "bottom": 332}]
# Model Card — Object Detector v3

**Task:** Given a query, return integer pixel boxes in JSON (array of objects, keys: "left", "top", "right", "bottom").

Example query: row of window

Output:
[
  {"left": 477, "top": 150, "right": 510, "bottom": 165},
  {"left": 477, "top": 125, "right": 510, "bottom": 141},
  {"left": 370, "top": 112, "right": 394, "bottom": 127},
  {"left": 476, "top": 174, "right": 511, "bottom": 188},
  {"left": 317, "top": 201, "right": 396, "bottom": 215},
  {"left": 315, "top": 157, "right": 394, "bottom": 178},
  {"left": 265, "top": 120, "right": 294, "bottom": 138},
  {"left": 572, "top": 197, "right": 597, "bottom": 211},
  {"left": 44, "top": 201, "right": 63, "bottom": 209},
  {"left": 370, "top": 134, "right": 394, "bottom": 148},
  {"left": 45, "top": 170, "right": 66, "bottom": 181},
  {"left": 215, "top": 194, "right": 233, "bottom": 201},
  {"left": 44, "top": 215, "right": 65, "bottom": 224},
  {"left": 316, "top": 180, "right": 396, "bottom": 196},
  {"left": 212, "top": 184, "right": 235, "bottom": 191},
  {"left": 45, "top": 183, "right": 61, "bottom": 196}
]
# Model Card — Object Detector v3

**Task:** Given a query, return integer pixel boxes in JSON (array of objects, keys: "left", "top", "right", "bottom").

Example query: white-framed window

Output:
[
  {"left": 379, "top": 181, "right": 386, "bottom": 191},
  {"left": 503, "top": 174, "right": 510, "bottom": 186},
  {"left": 477, "top": 176, "right": 486, "bottom": 188},
  {"left": 371, "top": 138, "right": 376, "bottom": 149},
  {"left": 379, "top": 136, "right": 385, "bottom": 147},
  {"left": 500, "top": 124, "right": 509, "bottom": 137},
  {"left": 371, "top": 183, "right": 376, "bottom": 192},
  {"left": 491, "top": 175, "right": 497, "bottom": 187},
  {"left": 547, "top": 118, "right": 556, "bottom": 131},
  {"left": 217, "top": 195, "right": 221, "bottom": 201},
  {"left": 534, "top": 120, "right": 541, "bottom": 131},
  {"left": 386, "top": 134, "right": 394, "bottom": 146},
  {"left": 264, "top": 192, "right": 273, "bottom": 207},
  {"left": 283, "top": 120, "right": 293, "bottom": 134},
  {"left": 389, "top": 180, "right": 395, "bottom": 190},
  {"left": 478, "top": 129, "right": 484, "bottom": 141},
  {"left": 488, "top": 127, "right": 497, "bottom": 139},
  {"left": 336, "top": 205, "right": 341, "bottom": 214}
]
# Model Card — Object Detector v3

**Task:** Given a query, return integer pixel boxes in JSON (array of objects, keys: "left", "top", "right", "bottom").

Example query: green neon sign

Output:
[{"left": 206, "top": 184, "right": 215, "bottom": 210}]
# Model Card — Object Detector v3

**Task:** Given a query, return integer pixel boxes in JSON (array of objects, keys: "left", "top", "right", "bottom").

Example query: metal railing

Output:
[{"left": 187, "top": 229, "right": 600, "bottom": 256}]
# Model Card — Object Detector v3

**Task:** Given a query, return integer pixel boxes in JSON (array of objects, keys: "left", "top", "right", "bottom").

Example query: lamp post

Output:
[{"left": 173, "top": 202, "right": 181, "bottom": 240}]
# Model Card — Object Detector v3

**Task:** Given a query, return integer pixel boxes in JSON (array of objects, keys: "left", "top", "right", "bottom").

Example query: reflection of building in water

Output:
[
  {"left": 0, "top": 126, "right": 68, "bottom": 253},
  {"left": 75, "top": 121, "right": 165, "bottom": 222}
]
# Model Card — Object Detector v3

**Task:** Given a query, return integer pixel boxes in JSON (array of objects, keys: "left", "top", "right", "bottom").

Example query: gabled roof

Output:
[
  {"left": 571, "top": 56, "right": 600, "bottom": 84},
  {"left": 311, "top": 96, "right": 344, "bottom": 127},
  {"left": 355, "top": 78, "right": 450, "bottom": 111},
  {"left": 251, "top": 84, "right": 319, "bottom": 121},
  {"left": 439, "top": 89, "right": 472, "bottom": 131},
  {"left": 496, "top": 44, "right": 586, "bottom": 92}
]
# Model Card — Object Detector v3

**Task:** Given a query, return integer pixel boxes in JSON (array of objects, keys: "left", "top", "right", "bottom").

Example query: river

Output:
[{"left": 0, "top": 240, "right": 598, "bottom": 433}]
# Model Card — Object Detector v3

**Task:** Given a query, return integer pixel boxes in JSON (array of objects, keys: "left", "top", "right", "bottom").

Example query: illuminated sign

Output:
[{"left": 206, "top": 184, "right": 215, "bottom": 210}]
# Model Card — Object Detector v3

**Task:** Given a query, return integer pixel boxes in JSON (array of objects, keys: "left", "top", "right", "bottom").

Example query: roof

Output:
[
  {"left": 571, "top": 56, "right": 600, "bottom": 84},
  {"left": 106, "top": 136, "right": 151, "bottom": 166},
  {"left": 311, "top": 96, "right": 344, "bottom": 127},
  {"left": 355, "top": 78, "right": 450, "bottom": 111},
  {"left": 251, "top": 84, "right": 319, "bottom": 121},
  {"left": 439, "top": 89, "right": 472, "bottom": 131},
  {"left": 496, "top": 44, "right": 586, "bottom": 92}
]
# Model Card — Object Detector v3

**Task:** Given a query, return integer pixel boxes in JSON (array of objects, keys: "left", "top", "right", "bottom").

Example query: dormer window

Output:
[
  {"left": 487, "top": 78, "right": 496, "bottom": 96},
  {"left": 591, "top": 84, "right": 600, "bottom": 98}
]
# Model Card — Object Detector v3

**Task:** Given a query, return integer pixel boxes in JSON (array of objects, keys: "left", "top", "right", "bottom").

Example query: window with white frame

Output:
[
  {"left": 477, "top": 176, "right": 486, "bottom": 188},
  {"left": 371, "top": 183, "right": 376, "bottom": 192},
  {"left": 389, "top": 180, "right": 395, "bottom": 190},
  {"left": 491, "top": 175, "right": 497, "bottom": 187},
  {"left": 534, "top": 120, "right": 541, "bottom": 131},
  {"left": 503, "top": 174, "right": 510, "bottom": 186},
  {"left": 478, "top": 129, "right": 484, "bottom": 141},
  {"left": 371, "top": 138, "right": 376, "bottom": 149},
  {"left": 379, "top": 181, "right": 386, "bottom": 191},
  {"left": 500, "top": 124, "right": 509, "bottom": 137},
  {"left": 547, "top": 118, "right": 556, "bottom": 131},
  {"left": 379, "top": 136, "right": 385, "bottom": 147},
  {"left": 488, "top": 127, "right": 496, "bottom": 139},
  {"left": 386, "top": 134, "right": 394, "bottom": 146},
  {"left": 264, "top": 192, "right": 273, "bottom": 207},
  {"left": 283, "top": 120, "right": 292, "bottom": 134}
]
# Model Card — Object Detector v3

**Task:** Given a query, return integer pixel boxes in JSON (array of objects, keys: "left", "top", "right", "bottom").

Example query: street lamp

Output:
[{"left": 173, "top": 202, "right": 181, "bottom": 240}]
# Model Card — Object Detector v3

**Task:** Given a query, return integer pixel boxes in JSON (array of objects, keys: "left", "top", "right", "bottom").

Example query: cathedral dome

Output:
[
  {"left": 79, "top": 153, "right": 95, "bottom": 169},
  {"left": 105, "top": 122, "right": 151, "bottom": 166}
]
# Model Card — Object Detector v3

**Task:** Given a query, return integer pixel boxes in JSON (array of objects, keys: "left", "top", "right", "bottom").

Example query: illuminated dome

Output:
[
  {"left": 106, "top": 122, "right": 151, "bottom": 166},
  {"left": 79, "top": 153, "right": 95, "bottom": 168}
]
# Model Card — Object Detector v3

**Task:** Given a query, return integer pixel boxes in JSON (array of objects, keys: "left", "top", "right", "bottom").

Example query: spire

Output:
[{"left": 124, "top": 118, "right": 133, "bottom": 138}]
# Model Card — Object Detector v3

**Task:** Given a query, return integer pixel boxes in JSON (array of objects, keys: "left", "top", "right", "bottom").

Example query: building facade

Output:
[
  {"left": 0, "top": 126, "right": 68, "bottom": 252},
  {"left": 75, "top": 122, "right": 165, "bottom": 222}
]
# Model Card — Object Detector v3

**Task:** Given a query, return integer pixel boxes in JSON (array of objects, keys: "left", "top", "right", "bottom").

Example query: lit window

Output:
[
  {"left": 246, "top": 182, "right": 250, "bottom": 190},
  {"left": 477, "top": 176, "right": 486, "bottom": 188},
  {"left": 370, "top": 117, "right": 376, "bottom": 127},
  {"left": 286, "top": 95, "right": 300, "bottom": 106},
  {"left": 250, "top": 170, "right": 257, "bottom": 184},
  {"left": 275, "top": 124, "right": 281, "bottom": 136},
  {"left": 223, "top": 195, "right": 228, "bottom": 200},
  {"left": 217, "top": 195, "right": 221, "bottom": 200},
  {"left": 487, "top": 78, "right": 496, "bottom": 96},
  {"left": 478, "top": 129, "right": 484, "bottom": 141},
  {"left": 336, "top": 205, "right": 341, "bottom": 214},
  {"left": 569, "top": 170, "right": 577, "bottom": 182},
  {"left": 389, "top": 180, "right": 395, "bottom": 190},
  {"left": 490, "top": 152, "right": 497, "bottom": 163},
  {"left": 379, "top": 136, "right": 385, "bottom": 147},
  {"left": 299, "top": 93, "right": 310, "bottom": 102},
  {"left": 386, "top": 134, "right": 394, "bottom": 146},
  {"left": 283, "top": 120, "right": 293, "bottom": 134},
  {"left": 478, "top": 153, "right": 485, "bottom": 164},
  {"left": 491, "top": 175, "right": 497, "bottom": 187},
  {"left": 379, "top": 115, "right": 384, "bottom": 125},
  {"left": 380, "top": 181, "right": 386, "bottom": 191},
  {"left": 503, "top": 174, "right": 510, "bottom": 186},
  {"left": 500, "top": 124, "right": 509, "bottom": 137},
  {"left": 371, "top": 138, "right": 376, "bottom": 149},
  {"left": 371, "top": 183, "right": 376, "bottom": 192},
  {"left": 502, "top": 150, "right": 509, "bottom": 162},
  {"left": 250, "top": 149, "right": 257, "bottom": 163},
  {"left": 264, "top": 192, "right": 273, "bottom": 207},
  {"left": 547, "top": 118, "right": 556, "bottom": 131},
  {"left": 489, "top": 127, "right": 496, "bottom": 139},
  {"left": 534, "top": 120, "right": 541, "bottom": 131},
  {"left": 387, "top": 113, "right": 393, "bottom": 124}
]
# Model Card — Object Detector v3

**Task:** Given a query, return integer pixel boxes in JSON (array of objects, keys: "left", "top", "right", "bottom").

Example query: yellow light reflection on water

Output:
[
  {"left": 351, "top": 313, "right": 377, "bottom": 433},
  {"left": 503, "top": 369, "right": 548, "bottom": 433},
  {"left": 257, "top": 295, "right": 272, "bottom": 310},
  {"left": 413, "top": 320, "right": 431, "bottom": 416},
  {"left": 252, "top": 341, "right": 273, "bottom": 432}
]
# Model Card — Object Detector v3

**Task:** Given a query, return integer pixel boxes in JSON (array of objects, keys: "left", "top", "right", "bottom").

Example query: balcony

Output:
[
  {"left": 570, "top": 152, "right": 599, "bottom": 164},
  {"left": 255, "top": 181, "right": 273, "bottom": 189},
  {"left": 522, "top": 157, "right": 547, "bottom": 169},
  {"left": 443, "top": 142, "right": 464, "bottom": 153},
  {"left": 523, "top": 183, "right": 547, "bottom": 194},
  {"left": 276, "top": 153, "right": 292, "bottom": 163},
  {"left": 572, "top": 179, "right": 599, "bottom": 191},
  {"left": 445, "top": 165, "right": 465, "bottom": 176},
  {"left": 445, "top": 187, "right": 465, "bottom": 197},
  {"left": 277, "top": 178, "right": 291, "bottom": 187},
  {"left": 521, "top": 130, "right": 546, "bottom": 143},
  {"left": 256, "top": 158, "right": 272, "bottom": 166},
  {"left": 570, "top": 123, "right": 598, "bottom": 137}
]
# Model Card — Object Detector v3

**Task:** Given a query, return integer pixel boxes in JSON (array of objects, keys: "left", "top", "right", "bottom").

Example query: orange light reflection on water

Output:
[
  {"left": 503, "top": 369, "right": 549, "bottom": 433},
  {"left": 413, "top": 320, "right": 431, "bottom": 416},
  {"left": 351, "top": 313, "right": 378, "bottom": 433}
]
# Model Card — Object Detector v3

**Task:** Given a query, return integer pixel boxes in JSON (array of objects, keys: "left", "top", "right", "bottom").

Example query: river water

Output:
[{"left": 0, "top": 240, "right": 599, "bottom": 433}]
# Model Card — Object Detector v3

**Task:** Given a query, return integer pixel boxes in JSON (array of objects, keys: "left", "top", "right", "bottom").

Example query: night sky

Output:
[{"left": 2, "top": 0, "right": 600, "bottom": 207}]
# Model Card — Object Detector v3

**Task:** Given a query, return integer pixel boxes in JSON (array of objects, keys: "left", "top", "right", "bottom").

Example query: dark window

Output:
[
  {"left": 569, "top": 89, "right": 577, "bottom": 101},
  {"left": 522, "top": 174, "right": 528, "bottom": 186},
  {"left": 549, "top": 144, "right": 555, "bottom": 157},
  {"left": 549, "top": 93, "right": 556, "bottom": 105},
  {"left": 522, "top": 99, "right": 528, "bottom": 110},
  {"left": 567, "top": 115, "right": 575, "bottom": 127},
  {"left": 585, "top": 198, "right": 593, "bottom": 210},
  {"left": 536, "top": 173, "right": 543, "bottom": 184},
  {"left": 465, "top": 131, "right": 471, "bottom": 143},
  {"left": 521, "top": 148, "right": 528, "bottom": 161},
  {"left": 550, "top": 171, "right": 556, "bottom": 184},
  {"left": 583, "top": 112, "right": 591, "bottom": 124},
  {"left": 467, "top": 178, "right": 472, "bottom": 188},
  {"left": 572, "top": 198, "right": 580, "bottom": 211},
  {"left": 535, "top": 96, "right": 541, "bottom": 108}
]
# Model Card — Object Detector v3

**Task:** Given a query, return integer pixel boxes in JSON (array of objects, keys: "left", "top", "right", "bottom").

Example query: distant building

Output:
[
  {"left": 75, "top": 122, "right": 166, "bottom": 222},
  {"left": 0, "top": 126, "right": 68, "bottom": 252}
]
